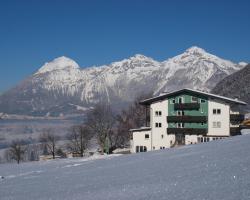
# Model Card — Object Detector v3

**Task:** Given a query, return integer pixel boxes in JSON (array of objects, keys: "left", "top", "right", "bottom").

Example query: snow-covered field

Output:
[{"left": 1, "top": 135, "right": 250, "bottom": 200}]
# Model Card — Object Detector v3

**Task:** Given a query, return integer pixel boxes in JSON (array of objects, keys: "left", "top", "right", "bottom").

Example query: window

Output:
[
  {"left": 161, "top": 134, "right": 164, "bottom": 139},
  {"left": 145, "top": 134, "right": 149, "bottom": 139},
  {"left": 213, "top": 109, "right": 221, "bottom": 115},
  {"left": 191, "top": 96, "right": 198, "bottom": 103},
  {"left": 217, "top": 121, "right": 221, "bottom": 128},
  {"left": 155, "top": 123, "right": 162, "bottom": 128},
  {"left": 136, "top": 146, "right": 139, "bottom": 153},
  {"left": 200, "top": 99, "right": 206, "bottom": 103},
  {"left": 178, "top": 97, "right": 183, "bottom": 103},
  {"left": 177, "top": 110, "right": 184, "bottom": 116},
  {"left": 155, "top": 111, "right": 162, "bottom": 116},
  {"left": 137, "top": 146, "right": 147, "bottom": 153},
  {"left": 200, "top": 107, "right": 204, "bottom": 113},
  {"left": 177, "top": 123, "right": 184, "bottom": 128},
  {"left": 213, "top": 122, "right": 216, "bottom": 128},
  {"left": 213, "top": 121, "right": 221, "bottom": 128},
  {"left": 163, "top": 147, "right": 165, "bottom": 149},
  {"left": 140, "top": 146, "right": 143, "bottom": 152}
]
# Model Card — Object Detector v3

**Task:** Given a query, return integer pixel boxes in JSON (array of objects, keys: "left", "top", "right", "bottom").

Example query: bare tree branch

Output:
[
  {"left": 67, "top": 125, "right": 92, "bottom": 157},
  {"left": 39, "top": 129, "right": 59, "bottom": 159}
]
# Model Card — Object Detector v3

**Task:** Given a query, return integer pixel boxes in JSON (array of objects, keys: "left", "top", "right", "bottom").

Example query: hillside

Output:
[
  {"left": 0, "top": 134, "right": 250, "bottom": 200},
  {"left": 212, "top": 64, "right": 250, "bottom": 111},
  {"left": 0, "top": 46, "right": 245, "bottom": 117}
]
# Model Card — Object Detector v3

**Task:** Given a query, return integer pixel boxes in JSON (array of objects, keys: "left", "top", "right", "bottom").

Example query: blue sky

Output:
[{"left": 0, "top": 0, "right": 250, "bottom": 93}]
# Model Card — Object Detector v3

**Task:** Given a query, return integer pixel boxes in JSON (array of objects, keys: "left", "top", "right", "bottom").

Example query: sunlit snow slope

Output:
[{"left": 0, "top": 134, "right": 250, "bottom": 200}]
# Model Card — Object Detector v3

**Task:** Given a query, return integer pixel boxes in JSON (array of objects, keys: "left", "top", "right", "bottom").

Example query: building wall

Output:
[
  {"left": 208, "top": 100, "right": 230, "bottom": 136},
  {"left": 150, "top": 99, "right": 174, "bottom": 149},
  {"left": 131, "top": 130, "right": 152, "bottom": 153},
  {"left": 185, "top": 135, "right": 198, "bottom": 145}
]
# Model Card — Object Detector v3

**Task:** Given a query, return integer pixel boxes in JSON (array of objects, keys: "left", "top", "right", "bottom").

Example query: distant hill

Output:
[{"left": 212, "top": 64, "right": 250, "bottom": 111}]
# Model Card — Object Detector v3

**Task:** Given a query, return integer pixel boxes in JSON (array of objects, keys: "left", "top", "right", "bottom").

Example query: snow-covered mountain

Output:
[
  {"left": 0, "top": 46, "right": 245, "bottom": 116},
  {"left": 212, "top": 64, "right": 250, "bottom": 111}
]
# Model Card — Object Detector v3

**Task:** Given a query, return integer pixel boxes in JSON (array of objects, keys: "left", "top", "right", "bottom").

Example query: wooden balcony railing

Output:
[
  {"left": 167, "top": 128, "right": 207, "bottom": 135},
  {"left": 230, "top": 114, "right": 245, "bottom": 123},
  {"left": 174, "top": 103, "right": 200, "bottom": 110},
  {"left": 230, "top": 127, "right": 242, "bottom": 136},
  {"left": 167, "top": 115, "right": 207, "bottom": 123}
]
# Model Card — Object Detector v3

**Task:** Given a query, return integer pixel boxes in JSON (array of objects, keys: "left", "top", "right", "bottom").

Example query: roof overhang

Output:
[
  {"left": 129, "top": 127, "right": 151, "bottom": 132},
  {"left": 140, "top": 88, "right": 247, "bottom": 106}
]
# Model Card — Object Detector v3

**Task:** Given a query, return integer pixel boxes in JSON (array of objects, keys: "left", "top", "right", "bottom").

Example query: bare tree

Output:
[
  {"left": 86, "top": 103, "right": 115, "bottom": 153},
  {"left": 8, "top": 140, "right": 26, "bottom": 164},
  {"left": 115, "top": 92, "right": 153, "bottom": 146},
  {"left": 39, "top": 129, "right": 59, "bottom": 159},
  {"left": 67, "top": 125, "right": 92, "bottom": 157},
  {"left": 25, "top": 143, "right": 40, "bottom": 161},
  {"left": 3, "top": 148, "right": 12, "bottom": 163}
]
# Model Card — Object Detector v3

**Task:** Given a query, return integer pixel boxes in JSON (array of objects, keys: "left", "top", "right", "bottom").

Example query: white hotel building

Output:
[{"left": 130, "top": 88, "right": 246, "bottom": 153}]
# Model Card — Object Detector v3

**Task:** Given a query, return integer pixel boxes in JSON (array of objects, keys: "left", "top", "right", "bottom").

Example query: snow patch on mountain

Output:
[{"left": 35, "top": 56, "right": 80, "bottom": 74}]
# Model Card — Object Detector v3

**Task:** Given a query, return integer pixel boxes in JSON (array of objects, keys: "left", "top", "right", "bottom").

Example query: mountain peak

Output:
[
  {"left": 35, "top": 56, "right": 80, "bottom": 74},
  {"left": 185, "top": 46, "right": 207, "bottom": 55},
  {"left": 130, "top": 54, "right": 151, "bottom": 60}
]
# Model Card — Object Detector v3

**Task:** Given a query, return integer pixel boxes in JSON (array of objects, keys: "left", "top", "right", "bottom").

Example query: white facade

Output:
[
  {"left": 150, "top": 99, "right": 175, "bottom": 150},
  {"left": 207, "top": 100, "right": 230, "bottom": 136},
  {"left": 130, "top": 129, "right": 151, "bottom": 153}
]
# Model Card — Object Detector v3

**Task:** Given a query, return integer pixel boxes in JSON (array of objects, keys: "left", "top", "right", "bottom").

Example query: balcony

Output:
[
  {"left": 174, "top": 103, "right": 200, "bottom": 110},
  {"left": 167, "top": 115, "right": 207, "bottom": 123},
  {"left": 230, "top": 114, "right": 245, "bottom": 123},
  {"left": 167, "top": 128, "right": 207, "bottom": 135},
  {"left": 230, "top": 127, "right": 242, "bottom": 136}
]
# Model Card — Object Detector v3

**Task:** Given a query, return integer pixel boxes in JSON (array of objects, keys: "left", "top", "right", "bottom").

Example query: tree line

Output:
[{"left": 2, "top": 93, "right": 152, "bottom": 164}]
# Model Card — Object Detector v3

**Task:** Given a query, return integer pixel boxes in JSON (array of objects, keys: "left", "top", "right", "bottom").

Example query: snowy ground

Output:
[{"left": 1, "top": 135, "right": 250, "bottom": 200}]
